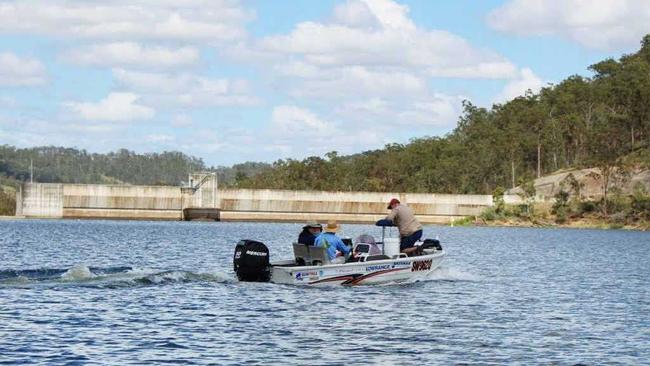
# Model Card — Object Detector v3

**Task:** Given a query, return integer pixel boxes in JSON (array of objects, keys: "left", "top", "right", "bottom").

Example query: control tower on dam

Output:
[{"left": 15, "top": 173, "right": 517, "bottom": 223}]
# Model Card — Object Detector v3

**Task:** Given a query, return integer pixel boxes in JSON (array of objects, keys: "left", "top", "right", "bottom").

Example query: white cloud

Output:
[
  {"left": 286, "top": 66, "right": 427, "bottom": 98},
  {"left": 113, "top": 69, "right": 259, "bottom": 107},
  {"left": 337, "top": 94, "right": 464, "bottom": 128},
  {"left": 0, "top": 95, "right": 16, "bottom": 107},
  {"left": 171, "top": 114, "right": 193, "bottom": 127},
  {"left": 0, "top": 1, "right": 252, "bottom": 44},
  {"left": 487, "top": 0, "right": 650, "bottom": 50},
  {"left": 217, "top": 0, "right": 530, "bottom": 159},
  {"left": 497, "top": 68, "right": 545, "bottom": 102},
  {"left": 227, "top": 0, "right": 521, "bottom": 136},
  {"left": 63, "top": 42, "right": 199, "bottom": 69},
  {"left": 0, "top": 52, "right": 46, "bottom": 86},
  {"left": 271, "top": 105, "right": 334, "bottom": 136},
  {"left": 251, "top": 0, "right": 517, "bottom": 82},
  {"left": 261, "top": 104, "right": 389, "bottom": 158},
  {"left": 64, "top": 92, "right": 155, "bottom": 122},
  {"left": 146, "top": 134, "right": 175, "bottom": 143}
]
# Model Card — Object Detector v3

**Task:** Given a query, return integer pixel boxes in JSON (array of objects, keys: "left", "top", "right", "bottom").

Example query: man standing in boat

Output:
[
  {"left": 314, "top": 220, "right": 351, "bottom": 264},
  {"left": 385, "top": 198, "right": 423, "bottom": 255}
]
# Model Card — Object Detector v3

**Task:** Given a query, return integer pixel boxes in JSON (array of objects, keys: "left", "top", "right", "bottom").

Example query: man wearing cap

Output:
[
  {"left": 298, "top": 222, "right": 322, "bottom": 246},
  {"left": 314, "top": 220, "right": 351, "bottom": 264},
  {"left": 385, "top": 198, "right": 423, "bottom": 255}
]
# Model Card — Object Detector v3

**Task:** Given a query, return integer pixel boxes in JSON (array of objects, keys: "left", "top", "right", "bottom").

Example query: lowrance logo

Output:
[{"left": 247, "top": 251, "right": 267, "bottom": 257}]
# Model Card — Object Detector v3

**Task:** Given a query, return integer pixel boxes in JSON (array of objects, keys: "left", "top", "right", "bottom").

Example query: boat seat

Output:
[
  {"left": 292, "top": 243, "right": 310, "bottom": 265},
  {"left": 292, "top": 243, "right": 331, "bottom": 265},
  {"left": 306, "top": 245, "right": 330, "bottom": 265}
]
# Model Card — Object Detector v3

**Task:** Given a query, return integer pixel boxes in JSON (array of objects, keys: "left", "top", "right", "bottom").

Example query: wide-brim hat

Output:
[
  {"left": 387, "top": 198, "right": 400, "bottom": 209},
  {"left": 324, "top": 220, "right": 339, "bottom": 233},
  {"left": 303, "top": 221, "right": 322, "bottom": 230}
]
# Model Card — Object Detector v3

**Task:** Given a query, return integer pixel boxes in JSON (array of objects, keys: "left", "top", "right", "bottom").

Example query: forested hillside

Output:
[
  {"left": 0, "top": 146, "right": 271, "bottom": 187},
  {"left": 235, "top": 35, "right": 650, "bottom": 194},
  {"left": 0, "top": 146, "right": 207, "bottom": 186}
]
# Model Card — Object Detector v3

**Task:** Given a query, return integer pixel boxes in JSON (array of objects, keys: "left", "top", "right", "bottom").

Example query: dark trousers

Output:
[{"left": 400, "top": 230, "right": 423, "bottom": 250}]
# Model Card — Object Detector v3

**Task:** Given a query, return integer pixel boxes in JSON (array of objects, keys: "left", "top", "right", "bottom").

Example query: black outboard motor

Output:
[
  {"left": 233, "top": 239, "right": 271, "bottom": 282},
  {"left": 421, "top": 238, "right": 443, "bottom": 251}
]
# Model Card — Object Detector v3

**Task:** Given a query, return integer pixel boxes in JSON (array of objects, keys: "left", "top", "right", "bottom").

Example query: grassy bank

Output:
[
  {"left": 454, "top": 191, "right": 650, "bottom": 231},
  {"left": 0, "top": 186, "right": 16, "bottom": 216}
]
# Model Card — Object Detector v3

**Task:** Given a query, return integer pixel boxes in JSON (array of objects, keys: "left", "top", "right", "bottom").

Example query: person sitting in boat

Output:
[
  {"left": 385, "top": 198, "right": 423, "bottom": 256},
  {"left": 314, "top": 220, "right": 351, "bottom": 264},
  {"left": 298, "top": 222, "right": 322, "bottom": 246}
]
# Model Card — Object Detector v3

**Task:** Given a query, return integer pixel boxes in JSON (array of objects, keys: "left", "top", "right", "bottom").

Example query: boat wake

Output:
[
  {"left": 426, "top": 266, "right": 481, "bottom": 282},
  {"left": 0, "top": 264, "right": 233, "bottom": 289}
]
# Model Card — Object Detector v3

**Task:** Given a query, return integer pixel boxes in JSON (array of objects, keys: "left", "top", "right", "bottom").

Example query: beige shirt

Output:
[{"left": 386, "top": 204, "right": 422, "bottom": 237}]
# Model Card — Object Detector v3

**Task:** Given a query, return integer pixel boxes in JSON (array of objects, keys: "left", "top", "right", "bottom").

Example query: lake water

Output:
[{"left": 0, "top": 220, "right": 648, "bottom": 365}]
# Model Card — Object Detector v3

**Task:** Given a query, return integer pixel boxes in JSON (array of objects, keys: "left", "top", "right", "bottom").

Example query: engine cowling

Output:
[{"left": 233, "top": 240, "right": 271, "bottom": 282}]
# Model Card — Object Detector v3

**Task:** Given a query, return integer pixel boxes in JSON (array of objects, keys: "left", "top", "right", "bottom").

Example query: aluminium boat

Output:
[{"left": 232, "top": 221, "right": 445, "bottom": 286}]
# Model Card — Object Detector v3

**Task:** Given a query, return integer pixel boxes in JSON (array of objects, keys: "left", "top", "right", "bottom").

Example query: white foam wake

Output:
[
  {"left": 61, "top": 264, "right": 96, "bottom": 281},
  {"left": 427, "top": 266, "right": 481, "bottom": 282}
]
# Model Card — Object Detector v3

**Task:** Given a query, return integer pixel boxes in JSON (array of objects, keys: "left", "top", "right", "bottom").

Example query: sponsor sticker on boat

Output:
[
  {"left": 366, "top": 264, "right": 391, "bottom": 271},
  {"left": 295, "top": 271, "right": 319, "bottom": 281},
  {"left": 411, "top": 259, "right": 433, "bottom": 272}
]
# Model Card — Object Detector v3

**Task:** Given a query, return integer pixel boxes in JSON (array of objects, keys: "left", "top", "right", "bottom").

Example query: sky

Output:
[{"left": 0, "top": 0, "right": 649, "bottom": 166}]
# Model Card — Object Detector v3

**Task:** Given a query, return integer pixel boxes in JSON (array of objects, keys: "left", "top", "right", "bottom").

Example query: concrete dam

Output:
[{"left": 15, "top": 173, "right": 520, "bottom": 224}]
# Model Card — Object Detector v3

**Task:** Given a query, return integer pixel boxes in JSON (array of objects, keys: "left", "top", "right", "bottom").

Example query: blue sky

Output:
[{"left": 0, "top": 0, "right": 648, "bottom": 166}]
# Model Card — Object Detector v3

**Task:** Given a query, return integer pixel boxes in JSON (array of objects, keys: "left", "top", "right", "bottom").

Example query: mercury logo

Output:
[{"left": 247, "top": 251, "right": 267, "bottom": 256}]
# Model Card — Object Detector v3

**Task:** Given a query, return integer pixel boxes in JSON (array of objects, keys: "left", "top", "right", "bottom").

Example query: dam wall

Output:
[
  {"left": 218, "top": 189, "right": 496, "bottom": 223},
  {"left": 63, "top": 184, "right": 184, "bottom": 220},
  {"left": 20, "top": 183, "right": 64, "bottom": 218},
  {"left": 16, "top": 181, "right": 522, "bottom": 223}
]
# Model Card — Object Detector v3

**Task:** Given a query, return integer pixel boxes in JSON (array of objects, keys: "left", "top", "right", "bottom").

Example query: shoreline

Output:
[
  {"left": 4, "top": 214, "right": 649, "bottom": 231},
  {"left": 460, "top": 217, "right": 650, "bottom": 231}
]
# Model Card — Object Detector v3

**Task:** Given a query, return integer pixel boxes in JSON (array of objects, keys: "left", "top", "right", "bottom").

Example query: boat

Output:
[{"left": 232, "top": 221, "right": 446, "bottom": 286}]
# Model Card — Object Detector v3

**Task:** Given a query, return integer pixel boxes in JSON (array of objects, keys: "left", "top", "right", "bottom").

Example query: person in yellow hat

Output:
[{"left": 314, "top": 220, "right": 351, "bottom": 264}]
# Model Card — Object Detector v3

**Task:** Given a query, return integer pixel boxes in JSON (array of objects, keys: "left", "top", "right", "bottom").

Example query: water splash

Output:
[
  {"left": 0, "top": 265, "right": 233, "bottom": 288},
  {"left": 426, "top": 266, "right": 481, "bottom": 282},
  {"left": 61, "top": 264, "right": 96, "bottom": 281}
]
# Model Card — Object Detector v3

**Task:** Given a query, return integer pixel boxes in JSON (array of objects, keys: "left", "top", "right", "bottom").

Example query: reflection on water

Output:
[{"left": 1, "top": 220, "right": 648, "bottom": 364}]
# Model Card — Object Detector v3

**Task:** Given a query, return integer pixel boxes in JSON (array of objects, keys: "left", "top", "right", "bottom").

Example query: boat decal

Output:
[
  {"left": 343, "top": 268, "right": 409, "bottom": 286},
  {"left": 307, "top": 274, "right": 361, "bottom": 284},
  {"left": 307, "top": 267, "right": 409, "bottom": 286},
  {"left": 411, "top": 259, "right": 433, "bottom": 272}
]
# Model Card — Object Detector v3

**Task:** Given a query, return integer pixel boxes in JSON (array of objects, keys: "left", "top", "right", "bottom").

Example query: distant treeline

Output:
[
  {"left": 235, "top": 35, "right": 650, "bottom": 194},
  {"left": 0, "top": 146, "right": 270, "bottom": 187}
]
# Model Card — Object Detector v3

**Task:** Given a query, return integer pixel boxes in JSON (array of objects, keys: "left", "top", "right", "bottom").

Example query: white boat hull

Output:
[{"left": 269, "top": 251, "right": 445, "bottom": 286}]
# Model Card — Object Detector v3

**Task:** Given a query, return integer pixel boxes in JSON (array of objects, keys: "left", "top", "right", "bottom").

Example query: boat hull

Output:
[{"left": 270, "top": 251, "right": 445, "bottom": 286}]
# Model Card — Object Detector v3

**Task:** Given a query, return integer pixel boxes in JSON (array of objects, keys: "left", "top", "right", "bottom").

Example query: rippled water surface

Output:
[{"left": 1, "top": 220, "right": 648, "bottom": 365}]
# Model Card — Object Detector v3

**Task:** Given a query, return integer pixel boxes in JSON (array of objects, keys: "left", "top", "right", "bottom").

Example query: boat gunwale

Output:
[{"left": 270, "top": 250, "right": 446, "bottom": 272}]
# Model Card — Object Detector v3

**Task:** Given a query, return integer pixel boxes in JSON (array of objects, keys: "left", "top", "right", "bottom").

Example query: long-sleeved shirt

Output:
[
  {"left": 314, "top": 232, "right": 351, "bottom": 261},
  {"left": 298, "top": 229, "right": 317, "bottom": 246},
  {"left": 386, "top": 204, "right": 422, "bottom": 237}
]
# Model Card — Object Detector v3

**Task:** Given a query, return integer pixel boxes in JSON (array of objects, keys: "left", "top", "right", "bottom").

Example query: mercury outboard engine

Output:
[{"left": 233, "top": 239, "right": 271, "bottom": 282}]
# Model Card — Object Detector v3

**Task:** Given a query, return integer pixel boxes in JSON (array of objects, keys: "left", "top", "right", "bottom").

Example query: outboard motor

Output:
[
  {"left": 233, "top": 239, "right": 270, "bottom": 282},
  {"left": 421, "top": 238, "right": 443, "bottom": 251}
]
